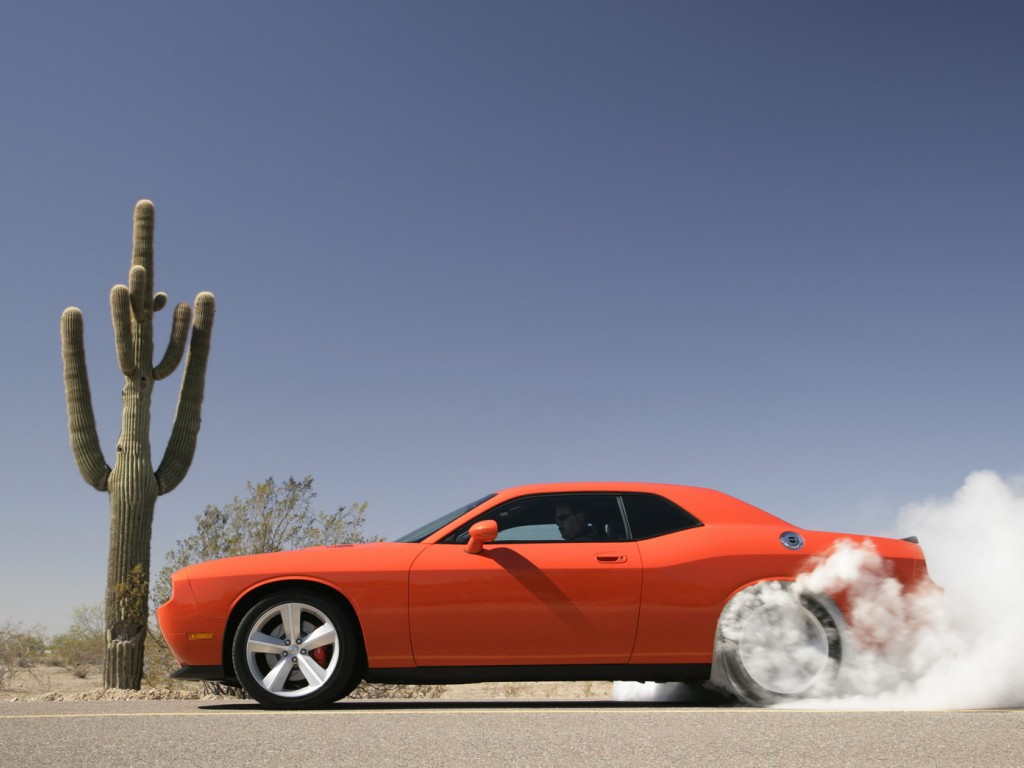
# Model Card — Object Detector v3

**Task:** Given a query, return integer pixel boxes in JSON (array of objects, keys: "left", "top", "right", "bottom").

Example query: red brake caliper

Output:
[{"left": 311, "top": 646, "right": 329, "bottom": 666}]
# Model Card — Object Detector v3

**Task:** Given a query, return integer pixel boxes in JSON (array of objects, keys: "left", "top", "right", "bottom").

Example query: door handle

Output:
[{"left": 595, "top": 553, "right": 627, "bottom": 564}]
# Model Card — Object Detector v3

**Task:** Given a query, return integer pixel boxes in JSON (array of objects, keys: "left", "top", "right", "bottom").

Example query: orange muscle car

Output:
[{"left": 156, "top": 482, "right": 929, "bottom": 707}]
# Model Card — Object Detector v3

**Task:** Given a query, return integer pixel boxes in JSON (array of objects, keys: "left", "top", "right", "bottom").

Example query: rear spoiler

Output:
[{"left": 902, "top": 535, "right": 919, "bottom": 544}]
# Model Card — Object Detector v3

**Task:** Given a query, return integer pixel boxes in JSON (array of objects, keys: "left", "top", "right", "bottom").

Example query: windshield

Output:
[{"left": 394, "top": 494, "right": 496, "bottom": 543}]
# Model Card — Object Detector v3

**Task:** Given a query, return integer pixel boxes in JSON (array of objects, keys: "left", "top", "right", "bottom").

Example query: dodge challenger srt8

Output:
[{"left": 157, "top": 482, "right": 929, "bottom": 708}]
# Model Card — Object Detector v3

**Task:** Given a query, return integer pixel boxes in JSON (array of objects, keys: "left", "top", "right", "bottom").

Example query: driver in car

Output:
[{"left": 555, "top": 502, "right": 601, "bottom": 541}]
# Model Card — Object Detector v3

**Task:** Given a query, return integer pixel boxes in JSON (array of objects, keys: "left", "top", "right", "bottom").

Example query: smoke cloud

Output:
[{"left": 613, "top": 470, "right": 1024, "bottom": 708}]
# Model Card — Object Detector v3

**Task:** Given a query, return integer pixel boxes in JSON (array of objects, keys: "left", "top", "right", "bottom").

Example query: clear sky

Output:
[{"left": 2, "top": 1, "right": 1023, "bottom": 632}]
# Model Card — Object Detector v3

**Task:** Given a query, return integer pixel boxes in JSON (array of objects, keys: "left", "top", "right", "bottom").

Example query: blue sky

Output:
[{"left": 2, "top": 1, "right": 1023, "bottom": 632}]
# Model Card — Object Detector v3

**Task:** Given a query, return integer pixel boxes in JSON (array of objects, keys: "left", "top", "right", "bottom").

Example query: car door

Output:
[{"left": 407, "top": 493, "right": 642, "bottom": 666}]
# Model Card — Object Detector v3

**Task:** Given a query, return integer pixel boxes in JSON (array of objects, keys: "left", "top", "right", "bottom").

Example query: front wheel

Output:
[
  {"left": 711, "top": 582, "right": 842, "bottom": 705},
  {"left": 232, "top": 591, "right": 360, "bottom": 709}
]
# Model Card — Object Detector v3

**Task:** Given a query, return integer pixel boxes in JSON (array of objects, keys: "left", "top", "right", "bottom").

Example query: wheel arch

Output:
[
  {"left": 717, "top": 577, "right": 848, "bottom": 633},
  {"left": 222, "top": 579, "right": 366, "bottom": 681},
  {"left": 720, "top": 576, "right": 795, "bottom": 608}
]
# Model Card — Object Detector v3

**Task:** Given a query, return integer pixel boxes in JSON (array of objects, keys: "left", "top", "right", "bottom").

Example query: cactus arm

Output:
[
  {"left": 61, "top": 308, "right": 111, "bottom": 491},
  {"left": 153, "top": 292, "right": 168, "bottom": 312},
  {"left": 110, "top": 285, "right": 136, "bottom": 378},
  {"left": 154, "top": 302, "right": 192, "bottom": 381},
  {"left": 131, "top": 200, "right": 156, "bottom": 301},
  {"left": 155, "top": 292, "right": 215, "bottom": 495}
]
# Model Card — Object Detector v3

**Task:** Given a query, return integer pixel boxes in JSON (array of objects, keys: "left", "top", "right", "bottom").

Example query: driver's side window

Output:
[{"left": 446, "top": 493, "right": 626, "bottom": 544}]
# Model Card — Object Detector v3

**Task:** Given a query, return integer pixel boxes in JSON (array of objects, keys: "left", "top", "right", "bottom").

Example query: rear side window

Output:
[{"left": 622, "top": 494, "right": 702, "bottom": 540}]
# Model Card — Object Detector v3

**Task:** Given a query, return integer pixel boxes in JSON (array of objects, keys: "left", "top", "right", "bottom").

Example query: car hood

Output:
[
  {"left": 172, "top": 541, "right": 429, "bottom": 619},
  {"left": 177, "top": 540, "right": 422, "bottom": 580}
]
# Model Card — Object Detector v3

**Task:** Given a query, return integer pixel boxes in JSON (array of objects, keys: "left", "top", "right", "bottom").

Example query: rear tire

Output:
[
  {"left": 712, "top": 582, "right": 842, "bottom": 705},
  {"left": 232, "top": 591, "right": 360, "bottom": 709}
]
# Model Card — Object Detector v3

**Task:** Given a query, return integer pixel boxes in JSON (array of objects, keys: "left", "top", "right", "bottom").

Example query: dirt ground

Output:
[{"left": 2, "top": 664, "right": 614, "bottom": 702}]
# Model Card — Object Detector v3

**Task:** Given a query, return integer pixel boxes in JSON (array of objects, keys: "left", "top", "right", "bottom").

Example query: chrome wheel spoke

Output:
[
  {"left": 296, "top": 655, "right": 329, "bottom": 688},
  {"left": 280, "top": 603, "right": 304, "bottom": 644},
  {"left": 247, "top": 631, "right": 287, "bottom": 655},
  {"left": 262, "top": 657, "right": 294, "bottom": 693},
  {"left": 302, "top": 624, "right": 337, "bottom": 651}
]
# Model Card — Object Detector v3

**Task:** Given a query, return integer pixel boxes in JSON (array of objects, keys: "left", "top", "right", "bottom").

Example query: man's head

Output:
[{"left": 555, "top": 502, "right": 587, "bottom": 540}]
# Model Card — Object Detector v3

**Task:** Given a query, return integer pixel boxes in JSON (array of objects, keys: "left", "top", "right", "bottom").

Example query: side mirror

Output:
[{"left": 464, "top": 520, "right": 499, "bottom": 554}]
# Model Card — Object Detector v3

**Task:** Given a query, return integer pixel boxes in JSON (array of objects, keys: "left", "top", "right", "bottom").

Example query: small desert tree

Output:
[
  {"left": 153, "top": 475, "right": 370, "bottom": 607},
  {"left": 60, "top": 200, "right": 215, "bottom": 689}
]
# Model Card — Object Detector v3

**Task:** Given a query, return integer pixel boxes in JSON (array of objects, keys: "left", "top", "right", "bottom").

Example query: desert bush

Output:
[
  {"left": 349, "top": 681, "right": 447, "bottom": 700},
  {"left": 48, "top": 605, "right": 105, "bottom": 677},
  {"left": 141, "top": 626, "right": 178, "bottom": 688},
  {"left": 0, "top": 621, "right": 47, "bottom": 688}
]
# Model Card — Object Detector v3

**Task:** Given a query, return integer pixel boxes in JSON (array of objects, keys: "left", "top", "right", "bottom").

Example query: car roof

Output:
[{"left": 487, "top": 482, "right": 793, "bottom": 527}]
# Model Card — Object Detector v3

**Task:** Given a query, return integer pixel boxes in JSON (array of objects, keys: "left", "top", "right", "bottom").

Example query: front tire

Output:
[
  {"left": 712, "top": 582, "right": 842, "bottom": 705},
  {"left": 232, "top": 591, "right": 359, "bottom": 709}
]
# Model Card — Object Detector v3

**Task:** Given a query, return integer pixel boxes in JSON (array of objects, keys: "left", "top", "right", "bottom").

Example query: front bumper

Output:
[{"left": 156, "top": 574, "right": 228, "bottom": 669}]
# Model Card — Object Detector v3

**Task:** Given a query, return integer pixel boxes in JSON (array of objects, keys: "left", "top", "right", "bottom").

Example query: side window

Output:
[
  {"left": 622, "top": 494, "right": 702, "bottom": 540},
  {"left": 445, "top": 493, "right": 628, "bottom": 543}
]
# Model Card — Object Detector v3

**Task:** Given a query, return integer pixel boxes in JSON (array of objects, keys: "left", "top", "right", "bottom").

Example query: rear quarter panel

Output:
[
  {"left": 629, "top": 524, "right": 815, "bottom": 663},
  {"left": 628, "top": 523, "right": 927, "bottom": 664}
]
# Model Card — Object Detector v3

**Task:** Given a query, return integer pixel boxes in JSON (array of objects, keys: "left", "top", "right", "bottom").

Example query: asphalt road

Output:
[{"left": 2, "top": 699, "right": 1022, "bottom": 768}]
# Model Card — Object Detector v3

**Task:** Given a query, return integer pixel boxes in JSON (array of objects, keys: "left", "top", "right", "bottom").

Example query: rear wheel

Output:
[
  {"left": 232, "top": 591, "right": 360, "bottom": 709},
  {"left": 712, "top": 582, "right": 842, "bottom": 705}
]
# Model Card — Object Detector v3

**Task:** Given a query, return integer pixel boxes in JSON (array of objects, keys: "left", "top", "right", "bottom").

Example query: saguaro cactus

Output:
[{"left": 60, "top": 200, "right": 215, "bottom": 689}]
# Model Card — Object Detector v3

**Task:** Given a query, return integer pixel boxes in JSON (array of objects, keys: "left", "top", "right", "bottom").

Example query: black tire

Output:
[
  {"left": 231, "top": 590, "right": 360, "bottom": 709},
  {"left": 712, "top": 582, "right": 842, "bottom": 706}
]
